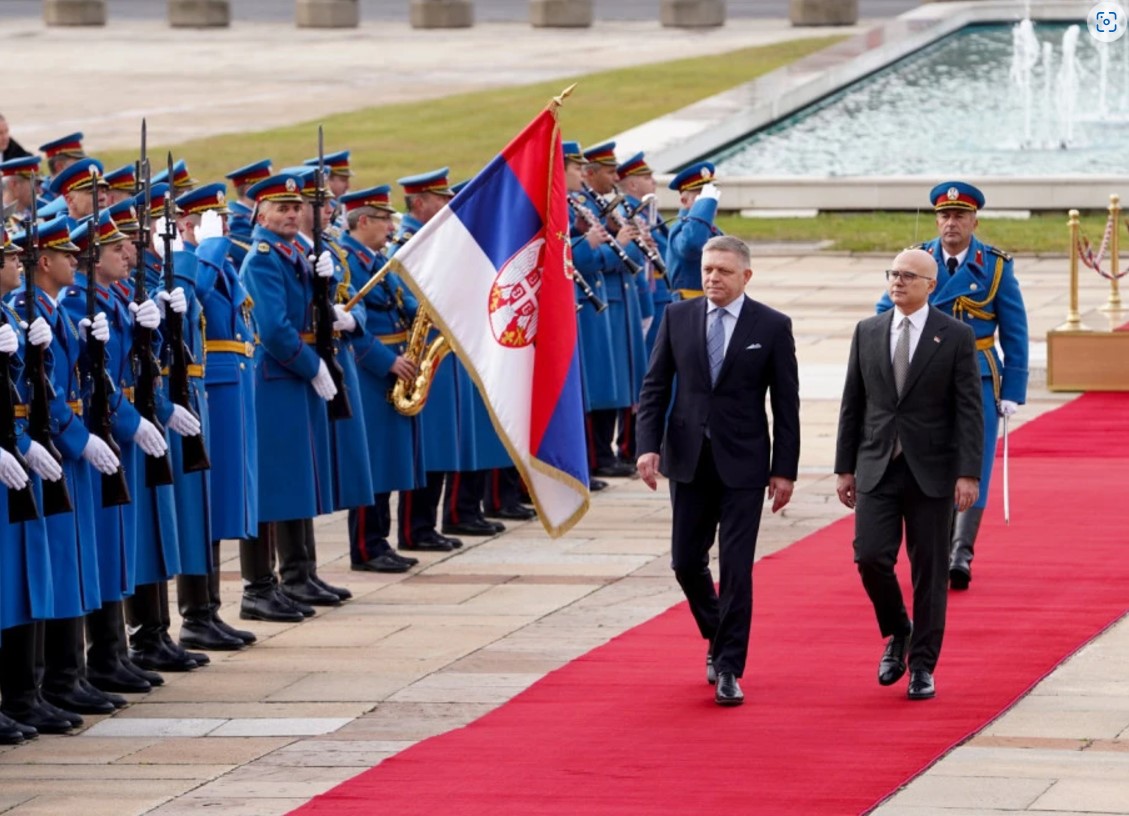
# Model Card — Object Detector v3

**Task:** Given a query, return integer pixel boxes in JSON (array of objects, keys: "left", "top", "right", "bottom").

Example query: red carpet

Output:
[{"left": 293, "top": 392, "right": 1129, "bottom": 815}]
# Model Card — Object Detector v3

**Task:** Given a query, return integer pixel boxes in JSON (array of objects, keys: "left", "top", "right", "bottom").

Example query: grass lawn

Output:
[{"left": 716, "top": 211, "right": 1113, "bottom": 254}]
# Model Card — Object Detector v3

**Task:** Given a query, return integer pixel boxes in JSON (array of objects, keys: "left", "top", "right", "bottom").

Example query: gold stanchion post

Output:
[
  {"left": 1100, "top": 194, "right": 1124, "bottom": 314},
  {"left": 1057, "top": 209, "right": 1091, "bottom": 332}
]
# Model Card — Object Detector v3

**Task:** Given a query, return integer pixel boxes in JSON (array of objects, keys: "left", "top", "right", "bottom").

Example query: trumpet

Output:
[{"left": 568, "top": 192, "right": 643, "bottom": 276}]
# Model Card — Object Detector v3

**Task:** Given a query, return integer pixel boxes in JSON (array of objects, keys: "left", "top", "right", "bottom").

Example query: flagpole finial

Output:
[{"left": 548, "top": 83, "right": 577, "bottom": 115}]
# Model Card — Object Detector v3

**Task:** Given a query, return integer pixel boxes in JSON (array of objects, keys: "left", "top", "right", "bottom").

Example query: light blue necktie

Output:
[{"left": 708, "top": 308, "right": 725, "bottom": 387}]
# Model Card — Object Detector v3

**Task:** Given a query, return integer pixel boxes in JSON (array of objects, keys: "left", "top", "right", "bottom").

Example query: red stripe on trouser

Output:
[
  {"left": 447, "top": 472, "right": 462, "bottom": 524},
  {"left": 618, "top": 409, "right": 633, "bottom": 458},
  {"left": 401, "top": 490, "right": 413, "bottom": 547}
]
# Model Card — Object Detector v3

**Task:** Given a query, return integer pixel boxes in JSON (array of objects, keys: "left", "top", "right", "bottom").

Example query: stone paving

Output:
[{"left": 0, "top": 250, "right": 1122, "bottom": 815}]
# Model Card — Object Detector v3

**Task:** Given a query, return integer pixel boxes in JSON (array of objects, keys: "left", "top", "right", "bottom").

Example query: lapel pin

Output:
[{"left": 933, "top": 336, "right": 941, "bottom": 343}]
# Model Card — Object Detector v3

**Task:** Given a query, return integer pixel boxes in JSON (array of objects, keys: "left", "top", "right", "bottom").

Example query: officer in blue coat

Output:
[
  {"left": 665, "top": 161, "right": 723, "bottom": 300},
  {"left": 617, "top": 152, "right": 671, "bottom": 359},
  {"left": 877, "top": 182, "right": 1028, "bottom": 591},
  {"left": 49, "top": 157, "right": 110, "bottom": 222},
  {"left": 37, "top": 132, "right": 85, "bottom": 194},
  {"left": 225, "top": 159, "right": 273, "bottom": 270},
  {"left": 0, "top": 156, "right": 41, "bottom": 231},
  {"left": 339, "top": 185, "right": 422, "bottom": 573},
  {"left": 103, "top": 164, "right": 137, "bottom": 206},
  {"left": 392, "top": 168, "right": 464, "bottom": 552},
  {"left": 239, "top": 172, "right": 350, "bottom": 619},
  {"left": 302, "top": 150, "right": 353, "bottom": 231}
]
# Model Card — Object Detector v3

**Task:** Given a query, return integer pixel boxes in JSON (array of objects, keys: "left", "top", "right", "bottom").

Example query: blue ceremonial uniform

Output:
[
  {"left": 666, "top": 161, "right": 722, "bottom": 299},
  {"left": 623, "top": 194, "right": 672, "bottom": 356},
  {"left": 241, "top": 224, "right": 334, "bottom": 522},
  {"left": 877, "top": 234, "right": 1029, "bottom": 507},
  {"left": 196, "top": 236, "right": 259, "bottom": 540},
  {"left": 227, "top": 200, "right": 254, "bottom": 270}
]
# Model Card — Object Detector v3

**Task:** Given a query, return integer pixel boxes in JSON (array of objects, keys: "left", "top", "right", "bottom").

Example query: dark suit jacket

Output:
[
  {"left": 835, "top": 307, "right": 983, "bottom": 497},
  {"left": 636, "top": 295, "right": 800, "bottom": 489}
]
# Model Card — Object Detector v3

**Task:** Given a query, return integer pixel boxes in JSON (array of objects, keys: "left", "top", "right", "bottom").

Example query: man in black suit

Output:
[
  {"left": 636, "top": 235, "right": 800, "bottom": 707},
  {"left": 835, "top": 248, "right": 983, "bottom": 701}
]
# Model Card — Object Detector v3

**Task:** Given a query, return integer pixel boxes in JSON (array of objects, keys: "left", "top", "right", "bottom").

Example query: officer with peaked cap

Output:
[
  {"left": 50, "top": 157, "right": 110, "bottom": 221},
  {"left": 618, "top": 151, "right": 671, "bottom": 359},
  {"left": 225, "top": 159, "right": 272, "bottom": 269},
  {"left": 877, "top": 181, "right": 1028, "bottom": 591},
  {"left": 38, "top": 132, "right": 85, "bottom": 179},
  {"left": 666, "top": 161, "right": 723, "bottom": 301},
  {"left": 152, "top": 158, "right": 197, "bottom": 194},
  {"left": 103, "top": 164, "right": 138, "bottom": 205},
  {"left": 0, "top": 156, "right": 41, "bottom": 229}
]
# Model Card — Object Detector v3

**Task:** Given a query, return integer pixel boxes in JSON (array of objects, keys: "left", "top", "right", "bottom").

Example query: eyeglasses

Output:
[{"left": 885, "top": 269, "right": 935, "bottom": 283}]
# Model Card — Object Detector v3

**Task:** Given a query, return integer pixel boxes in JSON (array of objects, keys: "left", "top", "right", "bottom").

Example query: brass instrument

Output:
[{"left": 389, "top": 307, "right": 450, "bottom": 416}]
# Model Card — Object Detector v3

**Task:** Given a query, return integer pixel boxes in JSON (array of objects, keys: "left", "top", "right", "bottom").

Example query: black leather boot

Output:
[
  {"left": 210, "top": 540, "right": 255, "bottom": 644},
  {"left": 34, "top": 619, "right": 99, "bottom": 724},
  {"left": 276, "top": 520, "right": 339, "bottom": 607},
  {"left": 303, "top": 519, "right": 351, "bottom": 601},
  {"left": 949, "top": 506, "right": 984, "bottom": 591},
  {"left": 160, "top": 580, "right": 209, "bottom": 665},
  {"left": 0, "top": 623, "right": 65, "bottom": 735},
  {"left": 86, "top": 601, "right": 152, "bottom": 693},
  {"left": 128, "top": 583, "right": 198, "bottom": 672},
  {"left": 177, "top": 569, "right": 244, "bottom": 651},
  {"left": 240, "top": 533, "right": 304, "bottom": 623}
]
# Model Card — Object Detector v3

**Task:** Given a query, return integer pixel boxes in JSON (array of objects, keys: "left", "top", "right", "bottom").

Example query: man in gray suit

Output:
[{"left": 835, "top": 248, "right": 983, "bottom": 700}]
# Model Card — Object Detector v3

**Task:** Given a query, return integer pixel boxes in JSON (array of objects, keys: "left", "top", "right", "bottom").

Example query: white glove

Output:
[
  {"left": 197, "top": 209, "right": 225, "bottom": 242},
  {"left": 999, "top": 399, "right": 1019, "bottom": 417},
  {"left": 81, "top": 434, "right": 120, "bottom": 476},
  {"left": 332, "top": 303, "right": 356, "bottom": 333},
  {"left": 151, "top": 218, "right": 185, "bottom": 258},
  {"left": 698, "top": 183, "right": 721, "bottom": 203},
  {"left": 640, "top": 316, "right": 654, "bottom": 338},
  {"left": 26, "top": 317, "right": 52, "bottom": 349},
  {"left": 157, "top": 287, "right": 187, "bottom": 316},
  {"left": 167, "top": 404, "right": 202, "bottom": 437},
  {"left": 0, "top": 324, "right": 17, "bottom": 355},
  {"left": 25, "top": 440, "right": 62, "bottom": 482},
  {"left": 133, "top": 418, "right": 169, "bottom": 457},
  {"left": 311, "top": 250, "right": 335, "bottom": 279},
  {"left": 78, "top": 311, "right": 110, "bottom": 343},
  {"left": 0, "top": 448, "right": 28, "bottom": 491},
  {"left": 129, "top": 299, "right": 161, "bottom": 329},
  {"left": 311, "top": 359, "right": 338, "bottom": 401}
]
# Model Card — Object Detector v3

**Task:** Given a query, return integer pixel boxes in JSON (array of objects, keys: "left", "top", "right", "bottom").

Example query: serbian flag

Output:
[{"left": 389, "top": 104, "right": 589, "bottom": 537}]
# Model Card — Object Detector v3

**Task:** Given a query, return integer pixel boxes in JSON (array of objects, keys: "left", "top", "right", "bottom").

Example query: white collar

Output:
[
  {"left": 707, "top": 294, "right": 745, "bottom": 321},
  {"left": 893, "top": 302, "right": 930, "bottom": 330},
  {"left": 943, "top": 247, "right": 969, "bottom": 268}
]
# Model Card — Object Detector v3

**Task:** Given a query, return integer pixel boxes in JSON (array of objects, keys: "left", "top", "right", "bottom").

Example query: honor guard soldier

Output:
[
  {"left": 392, "top": 168, "right": 464, "bottom": 553},
  {"left": 153, "top": 158, "right": 198, "bottom": 194},
  {"left": 0, "top": 228, "right": 67, "bottom": 742},
  {"left": 303, "top": 150, "right": 353, "bottom": 231},
  {"left": 49, "top": 157, "right": 110, "bottom": 221},
  {"left": 878, "top": 182, "right": 1029, "bottom": 591},
  {"left": 38, "top": 132, "right": 86, "bottom": 190},
  {"left": 580, "top": 140, "right": 647, "bottom": 478},
  {"left": 666, "top": 161, "right": 723, "bottom": 300},
  {"left": 339, "top": 185, "right": 422, "bottom": 573},
  {"left": 617, "top": 151, "right": 671, "bottom": 358},
  {"left": 239, "top": 172, "right": 342, "bottom": 621},
  {"left": 0, "top": 156, "right": 41, "bottom": 230},
  {"left": 225, "top": 159, "right": 273, "bottom": 270},
  {"left": 103, "top": 164, "right": 138, "bottom": 205}
]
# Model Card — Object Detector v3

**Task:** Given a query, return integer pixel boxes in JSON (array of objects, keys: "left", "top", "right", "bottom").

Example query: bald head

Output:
[{"left": 887, "top": 248, "right": 937, "bottom": 313}]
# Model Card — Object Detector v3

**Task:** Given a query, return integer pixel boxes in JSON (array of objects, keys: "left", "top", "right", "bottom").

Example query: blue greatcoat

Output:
[
  {"left": 877, "top": 235, "right": 1029, "bottom": 508},
  {"left": 0, "top": 303, "right": 53, "bottom": 629},
  {"left": 621, "top": 194, "right": 672, "bottom": 356},
  {"left": 341, "top": 232, "right": 424, "bottom": 495},
  {"left": 570, "top": 203, "right": 617, "bottom": 412},
  {"left": 666, "top": 195, "right": 721, "bottom": 298},
  {"left": 298, "top": 232, "right": 373, "bottom": 510},
  {"left": 197, "top": 236, "right": 259, "bottom": 540},
  {"left": 241, "top": 224, "right": 334, "bottom": 522},
  {"left": 147, "top": 248, "right": 211, "bottom": 576},
  {"left": 390, "top": 215, "right": 462, "bottom": 473},
  {"left": 9, "top": 287, "right": 99, "bottom": 618},
  {"left": 60, "top": 275, "right": 142, "bottom": 602}
]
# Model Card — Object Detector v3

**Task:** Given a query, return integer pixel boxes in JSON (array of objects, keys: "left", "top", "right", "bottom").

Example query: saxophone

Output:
[{"left": 389, "top": 308, "right": 450, "bottom": 416}]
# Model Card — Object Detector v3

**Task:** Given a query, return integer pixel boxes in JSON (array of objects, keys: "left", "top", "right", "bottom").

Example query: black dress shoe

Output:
[
  {"left": 179, "top": 616, "right": 245, "bottom": 651},
  {"left": 280, "top": 578, "right": 341, "bottom": 607},
  {"left": 714, "top": 672, "right": 744, "bottom": 706},
  {"left": 401, "top": 533, "right": 454, "bottom": 552},
  {"left": 442, "top": 518, "right": 499, "bottom": 536},
  {"left": 485, "top": 504, "right": 536, "bottom": 521},
  {"left": 86, "top": 661, "right": 152, "bottom": 694},
  {"left": 352, "top": 553, "right": 412, "bottom": 573},
  {"left": 593, "top": 462, "right": 635, "bottom": 478},
  {"left": 310, "top": 575, "right": 352, "bottom": 601},
  {"left": 949, "top": 567, "right": 971, "bottom": 591},
  {"left": 485, "top": 519, "right": 505, "bottom": 534},
  {"left": 39, "top": 696, "right": 85, "bottom": 727},
  {"left": 162, "top": 632, "right": 210, "bottom": 666},
  {"left": 42, "top": 685, "right": 109, "bottom": 716},
  {"left": 907, "top": 669, "right": 936, "bottom": 700},
  {"left": 213, "top": 615, "right": 257, "bottom": 645},
  {"left": 3, "top": 703, "right": 74, "bottom": 735},
  {"left": 878, "top": 625, "right": 912, "bottom": 686},
  {"left": 129, "top": 642, "right": 198, "bottom": 673},
  {"left": 0, "top": 712, "right": 31, "bottom": 744},
  {"left": 589, "top": 478, "right": 608, "bottom": 492},
  {"left": 706, "top": 653, "right": 717, "bottom": 686},
  {"left": 240, "top": 590, "right": 305, "bottom": 623},
  {"left": 122, "top": 657, "right": 164, "bottom": 687},
  {"left": 80, "top": 680, "right": 128, "bottom": 709},
  {"left": 392, "top": 551, "right": 419, "bottom": 567}
]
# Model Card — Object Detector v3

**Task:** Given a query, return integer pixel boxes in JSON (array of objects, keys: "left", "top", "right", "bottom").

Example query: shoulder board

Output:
[
  {"left": 256, "top": 240, "right": 271, "bottom": 254},
  {"left": 65, "top": 286, "right": 82, "bottom": 298},
  {"left": 985, "top": 246, "right": 1012, "bottom": 262}
]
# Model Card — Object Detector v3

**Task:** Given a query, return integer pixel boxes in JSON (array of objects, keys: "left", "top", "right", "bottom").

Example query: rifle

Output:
[
  {"left": 21, "top": 194, "right": 73, "bottom": 515},
  {"left": 84, "top": 171, "right": 131, "bottom": 507},
  {"left": 161, "top": 152, "right": 209, "bottom": 474},
  {"left": 311, "top": 126, "right": 351, "bottom": 421},
  {"left": 130, "top": 121, "right": 173, "bottom": 488},
  {"left": 0, "top": 248, "right": 39, "bottom": 522}
]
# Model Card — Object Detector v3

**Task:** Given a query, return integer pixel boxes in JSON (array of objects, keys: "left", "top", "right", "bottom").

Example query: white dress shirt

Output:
[
  {"left": 890, "top": 302, "right": 930, "bottom": 365},
  {"left": 942, "top": 247, "right": 968, "bottom": 270},
  {"left": 706, "top": 294, "right": 745, "bottom": 358}
]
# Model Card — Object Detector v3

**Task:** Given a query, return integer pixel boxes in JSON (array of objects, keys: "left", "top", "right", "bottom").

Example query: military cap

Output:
[
  {"left": 303, "top": 150, "right": 353, "bottom": 177},
  {"left": 930, "top": 181, "right": 985, "bottom": 212},
  {"left": 1, "top": 228, "right": 17, "bottom": 255},
  {"left": 38, "top": 132, "right": 85, "bottom": 160},
  {"left": 48, "top": 158, "right": 108, "bottom": 197},
  {"left": 72, "top": 210, "right": 127, "bottom": 252},
  {"left": 137, "top": 182, "right": 182, "bottom": 219},
  {"left": 616, "top": 152, "right": 652, "bottom": 179},
  {"left": 339, "top": 185, "right": 396, "bottom": 213},
  {"left": 36, "top": 196, "right": 69, "bottom": 221},
  {"left": 397, "top": 168, "right": 454, "bottom": 197},
  {"left": 103, "top": 164, "right": 137, "bottom": 192},
  {"left": 0, "top": 156, "right": 41, "bottom": 178},
  {"left": 561, "top": 141, "right": 585, "bottom": 164},
  {"left": 449, "top": 179, "right": 470, "bottom": 196},
  {"left": 152, "top": 159, "right": 198, "bottom": 192},
  {"left": 28, "top": 216, "right": 80, "bottom": 253},
  {"left": 176, "top": 182, "right": 231, "bottom": 216},
  {"left": 668, "top": 161, "right": 715, "bottom": 193},
  {"left": 582, "top": 141, "right": 617, "bottom": 166},
  {"left": 107, "top": 199, "right": 140, "bottom": 233},
  {"left": 246, "top": 173, "right": 307, "bottom": 204},
  {"left": 278, "top": 166, "right": 321, "bottom": 198},
  {"left": 226, "top": 158, "right": 273, "bottom": 189}
]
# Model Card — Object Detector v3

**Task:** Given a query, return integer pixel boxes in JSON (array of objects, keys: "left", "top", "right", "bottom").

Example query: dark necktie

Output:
[
  {"left": 892, "top": 317, "right": 911, "bottom": 458},
  {"left": 707, "top": 309, "right": 725, "bottom": 387},
  {"left": 946, "top": 256, "right": 958, "bottom": 278}
]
